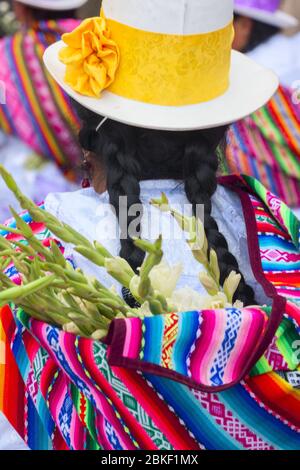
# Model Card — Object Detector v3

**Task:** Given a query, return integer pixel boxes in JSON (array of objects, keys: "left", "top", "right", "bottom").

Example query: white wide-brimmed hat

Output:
[
  {"left": 44, "top": 0, "right": 279, "bottom": 131},
  {"left": 234, "top": 0, "right": 298, "bottom": 29},
  {"left": 16, "top": 0, "right": 88, "bottom": 10}
]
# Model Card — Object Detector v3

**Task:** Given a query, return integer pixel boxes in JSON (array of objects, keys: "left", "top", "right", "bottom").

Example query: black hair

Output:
[
  {"left": 234, "top": 14, "right": 280, "bottom": 52},
  {"left": 27, "top": 6, "right": 77, "bottom": 21},
  {"left": 75, "top": 103, "right": 256, "bottom": 306}
]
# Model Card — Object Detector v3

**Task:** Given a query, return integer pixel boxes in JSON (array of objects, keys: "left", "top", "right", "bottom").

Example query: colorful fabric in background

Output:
[
  {"left": 0, "top": 176, "right": 300, "bottom": 450},
  {"left": 0, "top": 20, "right": 81, "bottom": 180},
  {"left": 226, "top": 86, "right": 300, "bottom": 208}
]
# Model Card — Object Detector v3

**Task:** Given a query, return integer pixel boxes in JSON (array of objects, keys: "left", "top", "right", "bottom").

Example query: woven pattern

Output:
[
  {"left": 243, "top": 175, "right": 300, "bottom": 299},
  {"left": 108, "top": 308, "right": 268, "bottom": 388}
]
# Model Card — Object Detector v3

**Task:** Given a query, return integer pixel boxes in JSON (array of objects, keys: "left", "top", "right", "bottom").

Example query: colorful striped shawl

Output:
[
  {"left": 0, "top": 176, "right": 300, "bottom": 450},
  {"left": 226, "top": 86, "right": 300, "bottom": 207},
  {"left": 0, "top": 20, "right": 81, "bottom": 180}
]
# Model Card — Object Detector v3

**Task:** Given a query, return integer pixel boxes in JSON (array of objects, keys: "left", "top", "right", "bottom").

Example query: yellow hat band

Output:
[
  {"left": 107, "top": 19, "right": 234, "bottom": 106},
  {"left": 59, "top": 15, "right": 234, "bottom": 107}
]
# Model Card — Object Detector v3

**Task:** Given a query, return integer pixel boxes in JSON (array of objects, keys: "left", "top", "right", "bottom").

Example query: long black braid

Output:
[
  {"left": 74, "top": 103, "right": 256, "bottom": 306},
  {"left": 183, "top": 134, "right": 256, "bottom": 306}
]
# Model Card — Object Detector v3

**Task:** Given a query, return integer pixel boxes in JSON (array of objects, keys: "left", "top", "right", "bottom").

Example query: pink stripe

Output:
[
  {"left": 189, "top": 310, "right": 227, "bottom": 385},
  {"left": 278, "top": 290, "right": 300, "bottom": 299},
  {"left": 31, "top": 322, "right": 136, "bottom": 450},
  {"left": 95, "top": 411, "right": 113, "bottom": 450},
  {"left": 223, "top": 309, "right": 266, "bottom": 384},
  {"left": 123, "top": 317, "right": 142, "bottom": 359},
  {"left": 60, "top": 334, "right": 136, "bottom": 450},
  {"left": 286, "top": 301, "right": 300, "bottom": 323},
  {"left": 48, "top": 373, "right": 85, "bottom": 450},
  {"left": 80, "top": 339, "right": 157, "bottom": 450}
]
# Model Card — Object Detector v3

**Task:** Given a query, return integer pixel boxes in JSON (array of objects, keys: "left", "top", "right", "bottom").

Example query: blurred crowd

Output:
[{"left": 0, "top": 0, "right": 300, "bottom": 222}]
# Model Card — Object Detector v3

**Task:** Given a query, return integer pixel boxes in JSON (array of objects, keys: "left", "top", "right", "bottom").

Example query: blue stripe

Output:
[
  {"left": 27, "top": 396, "right": 52, "bottom": 450},
  {"left": 173, "top": 311, "right": 199, "bottom": 376},
  {"left": 219, "top": 384, "right": 300, "bottom": 450},
  {"left": 145, "top": 374, "right": 242, "bottom": 450},
  {"left": 143, "top": 316, "right": 163, "bottom": 365}
]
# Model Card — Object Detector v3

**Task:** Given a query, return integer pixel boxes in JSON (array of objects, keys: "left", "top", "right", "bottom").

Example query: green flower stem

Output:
[
  {"left": 151, "top": 194, "right": 223, "bottom": 290},
  {"left": 0, "top": 224, "right": 23, "bottom": 236},
  {"left": 0, "top": 274, "right": 56, "bottom": 306}
]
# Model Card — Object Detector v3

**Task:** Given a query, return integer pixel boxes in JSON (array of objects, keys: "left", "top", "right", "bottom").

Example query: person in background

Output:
[
  {"left": 0, "top": 0, "right": 89, "bottom": 447},
  {"left": 0, "top": 0, "right": 88, "bottom": 221},
  {"left": 227, "top": 0, "right": 300, "bottom": 216},
  {"left": 2, "top": 0, "right": 300, "bottom": 451},
  {"left": 233, "top": 0, "right": 299, "bottom": 86}
]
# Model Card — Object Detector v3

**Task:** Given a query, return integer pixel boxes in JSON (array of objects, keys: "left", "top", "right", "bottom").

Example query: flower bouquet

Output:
[
  {"left": 0, "top": 165, "right": 244, "bottom": 339},
  {"left": 0, "top": 165, "right": 271, "bottom": 450}
]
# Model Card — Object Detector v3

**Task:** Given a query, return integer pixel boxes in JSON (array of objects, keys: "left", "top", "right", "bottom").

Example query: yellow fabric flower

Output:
[{"left": 59, "top": 16, "right": 120, "bottom": 98}]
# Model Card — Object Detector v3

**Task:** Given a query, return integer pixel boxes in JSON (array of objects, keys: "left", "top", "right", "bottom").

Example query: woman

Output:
[
  {"left": 227, "top": 0, "right": 300, "bottom": 213},
  {"left": 0, "top": 0, "right": 300, "bottom": 450}
]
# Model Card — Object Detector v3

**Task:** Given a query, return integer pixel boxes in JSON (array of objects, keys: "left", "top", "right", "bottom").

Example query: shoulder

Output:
[
  {"left": 213, "top": 183, "right": 247, "bottom": 237},
  {"left": 44, "top": 188, "right": 109, "bottom": 219},
  {"left": 44, "top": 188, "right": 115, "bottom": 244}
]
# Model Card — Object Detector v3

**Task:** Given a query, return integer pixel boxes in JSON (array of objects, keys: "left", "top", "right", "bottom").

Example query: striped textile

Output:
[
  {"left": 226, "top": 86, "right": 300, "bottom": 207},
  {"left": 0, "top": 20, "right": 81, "bottom": 180},
  {"left": 0, "top": 176, "right": 300, "bottom": 450},
  {"left": 107, "top": 308, "right": 271, "bottom": 388}
]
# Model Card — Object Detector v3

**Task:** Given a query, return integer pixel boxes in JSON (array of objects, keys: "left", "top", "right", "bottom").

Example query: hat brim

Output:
[
  {"left": 16, "top": 0, "right": 88, "bottom": 10},
  {"left": 234, "top": 6, "right": 298, "bottom": 29},
  {"left": 44, "top": 40, "right": 279, "bottom": 131}
]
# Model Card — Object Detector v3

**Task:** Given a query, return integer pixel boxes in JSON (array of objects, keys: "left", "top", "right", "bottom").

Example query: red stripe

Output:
[
  {"left": 268, "top": 98, "right": 299, "bottom": 155},
  {"left": 113, "top": 366, "right": 201, "bottom": 451},
  {"left": 247, "top": 374, "right": 300, "bottom": 429},
  {"left": 256, "top": 221, "right": 289, "bottom": 239},
  {"left": 278, "top": 86, "right": 300, "bottom": 135},
  {"left": 80, "top": 339, "right": 157, "bottom": 451},
  {"left": 1, "top": 306, "right": 26, "bottom": 440}
]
